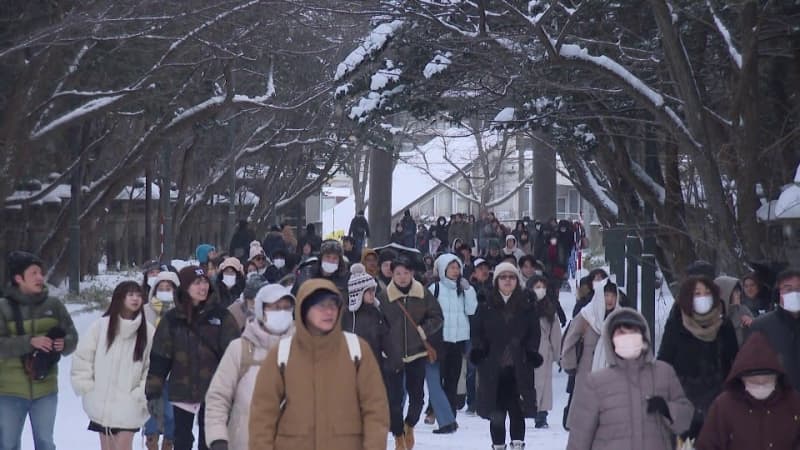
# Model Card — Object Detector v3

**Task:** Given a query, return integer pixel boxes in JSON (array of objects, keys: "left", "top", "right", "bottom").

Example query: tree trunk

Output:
[{"left": 368, "top": 146, "right": 393, "bottom": 246}]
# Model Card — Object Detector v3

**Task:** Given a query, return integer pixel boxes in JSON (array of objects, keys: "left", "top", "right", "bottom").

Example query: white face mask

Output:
[
  {"left": 147, "top": 277, "right": 158, "bottom": 288},
  {"left": 273, "top": 259, "right": 286, "bottom": 269},
  {"left": 321, "top": 261, "right": 339, "bottom": 274},
  {"left": 744, "top": 381, "right": 776, "bottom": 400},
  {"left": 533, "top": 288, "right": 547, "bottom": 300},
  {"left": 222, "top": 274, "right": 237, "bottom": 288},
  {"left": 550, "top": 238, "right": 557, "bottom": 245},
  {"left": 155, "top": 291, "right": 173, "bottom": 302},
  {"left": 782, "top": 292, "right": 800, "bottom": 313},
  {"left": 693, "top": 295, "right": 714, "bottom": 315},
  {"left": 264, "top": 310, "right": 293, "bottom": 334},
  {"left": 613, "top": 333, "right": 645, "bottom": 360},
  {"left": 257, "top": 267, "right": 267, "bottom": 276}
]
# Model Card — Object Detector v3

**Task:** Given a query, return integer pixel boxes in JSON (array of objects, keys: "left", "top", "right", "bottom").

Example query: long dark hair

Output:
[
  {"left": 677, "top": 275, "right": 721, "bottom": 316},
  {"left": 104, "top": 281, "right": 148, "bottom": 362}
]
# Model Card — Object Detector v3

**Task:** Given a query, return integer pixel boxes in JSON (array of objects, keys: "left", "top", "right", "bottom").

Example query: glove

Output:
[
  {"left": 686, "top": 409, "right": 704, "bottom": 439},
  {"left": 526, "top": 351, "right": 544, "bottom": 368},
  {"left": 646, "top": 396, "right": 673, "bottom": 423},
  {"left": 147, "top": 398, "right": 165, "bottom": 431},
  {"left": 470, "top": 347, "right": 488, "bottom": 365},
  {"left": 210, "top": 441, "right": 229, "bottom": 450}
]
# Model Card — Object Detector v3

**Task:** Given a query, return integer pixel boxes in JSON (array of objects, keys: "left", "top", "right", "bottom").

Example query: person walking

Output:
[
  {"left": 205, "top": 284, "right": 295, "bottom": 450},
  {"left": 226, "top": 277, "right": 264, "bottom": 332},
  {"left": 0, "top": 251, "right": 79, "bottom": 450},
  {"left": 215, "top": 257, "right": 246, "bottom": 309},
  {"left": 470, "top": 262, "right": 542, "bottom": 450},
  {"left": 696, "top": 331, "right": 800, "bottom": 450},
  {"left": 378, "top": 256, "right": 444, "bottom": 449},
  {"left": 142, "top": 271, "right": 180, "bottom": 450},
  {"left": 528, "top": 275, "right": 562, "bottom": 429},
  {"left": 248, "top": 280, "right": 389, "bottom": 450},
  {"left": 657, "top": 276, "right": 739, "bottom": 441},
  {"left": 429, "top": 254, "right": 478, "bottom": 418},
  {"left": 714, "top": 276, "right": 754, "bottom": 346},
  {"left": 145, "top": 266, "right": 240, "bottom": 450},
  {"left": 348, "top": 210, "right": 371, "bottom": 252},
  {"left": 294, "top": 239, "right": 350, "bottom": 297},
  {"left": 566, "top": 308, "right": 693, "bottom": 450},
  {"left": 71, "top": 281, "right": 155, "bottom": 450}
]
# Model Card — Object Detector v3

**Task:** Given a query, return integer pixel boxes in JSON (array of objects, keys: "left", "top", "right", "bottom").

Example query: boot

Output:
[
  {"left": 403, "top": 424, "right": 415, "bottom": 449},
  {"left": 492, "top": 445, "right": 507, "bottom": 450},
  {"left": 432, "top": 421, "right": 458, "bottom": 434},
  {"left": 394, "top": 434, "right": 407, "bottom": 450},
  {"left": 145, "top": 435, "right": 159, "bottom": 450},
  {"left": 424, "top": 412, "right": 435, "bottom": 425},
  {"left": 510, "top": 440, "right": 525, "bottom": 450},
  {"left": 160, "top": 439, "right": 173, "bottom": 450}
]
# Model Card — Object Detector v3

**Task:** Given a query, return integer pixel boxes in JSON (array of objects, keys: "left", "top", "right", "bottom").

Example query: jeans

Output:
[
  {"left": 386, "top": 358, "right": 426, "bottom": 436},
  {"left": 425, "top": 362, "right": 456, "bottom": 427},
  {"left": 172, "top": 404, "right": 207, "bottom": 450},
  {"left": 440, "top": 341, "right": 467, "bottom": 415},
  {"left": 144, "top": 384, "right": 175, "bottom": 439},
  {"left": 0, "top": 393, "right": 57, "bottom": 450},
  {"left": 489, "top": 368, "right": 525, "bottom": 445},
  {"left": 464, "top": 342, "right": 476, "bottom": 410}
]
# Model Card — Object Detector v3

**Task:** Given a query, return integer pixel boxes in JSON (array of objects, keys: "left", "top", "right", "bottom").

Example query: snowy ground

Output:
[{"left": 22, "top": 270, "right": 673, "bottom": 450}]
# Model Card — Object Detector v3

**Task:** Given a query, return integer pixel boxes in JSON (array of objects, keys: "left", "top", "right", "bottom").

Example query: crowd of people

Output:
[{"left": 1, "top": 211, "right": 800, "bottom": 450}]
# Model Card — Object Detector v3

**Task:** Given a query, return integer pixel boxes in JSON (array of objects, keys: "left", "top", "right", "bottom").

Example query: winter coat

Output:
[
  {"left": 449, "top": 222, "right": 473, "bottom": 247},
  {"left": 143, "top": 296, "right": 174, "bottom": 328},
  {"left": 145, "top": 295, "right": 241, "bottom": 403},
  {"left": 341, "top": 303, "right": 403, "bottom": 373},
  {"left": 470, "top": 278, "right": 493, "bottom": 305},
  {"left": 227, "top": 299, "right": 250, "bottom": 332},
  {"left": 415, "top": 229, "right": 429, "bottom": 254},
  {"left": 742, "top": 291, "right": 774, "bottom": 318},
  {"left": 205, "top": 318, "right": 293, "bottom": 450},
  {"left": 470, "top": 287, "right": 541, "bottom": 419},
  {"left": 430, "top": 254, "right": 478, "bottom": 343},
  {"left": 561, "top": 315, "right": 601, "bottom": 427},
  {"left": 431, "top": 217, "right": 449, "bottom": 251},
  {"left": 534, "top": 309, "right": 562, "bottom": 412},
  {"left": 215, "top": 272, "right": 246, "bottom": 309},
  {"left": 696, "top": 331, "right": 800, "bottom": 450},
  {"left": 230, "top": 226, "right": 257, "bottom": 264},
  {"left": 248, "top": 279, "right": 389, "bottom": 450},
  {"left": 293, "top": 261, "right": 350, "bottom": 299},
  {"left": 715, "top": 276, "right": 753, "bottom": 346},
  {"left": 71, "top": 314, "right": 155, "bottom": 429},
  {"left": 657, "top": 306, "right": 739, "bottom": 431},
  {"left": 401, "top": 216, "right": 418, "bottom": 248},
  {"left": 749, "top": 307, "right": 800, "bottom": 391},
  {"left": 348, "top": 215, "right": 371, "bottom": 240},
  {"left": 0, "top": 286, "right": 78, "bottom": 399},
  {"left": 566, "top": 308, "right": 693, "bottom": 450},
  {"left": 378, "top": 280, "right": 444, "bottom": 363}
]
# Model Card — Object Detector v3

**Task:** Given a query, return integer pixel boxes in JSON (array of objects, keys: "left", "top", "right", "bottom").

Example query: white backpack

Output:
[{"left": 277, "top": 331, "right": 362, "bottom": 374}]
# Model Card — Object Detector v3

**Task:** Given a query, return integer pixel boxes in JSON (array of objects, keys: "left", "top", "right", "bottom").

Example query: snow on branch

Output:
[
  {"left": 30, "top": 95, "right": 124, "bottom": 140},
  {"left": 706, "top": 0, "right": 742, "bottom": 69},
  {"left": 423, "top": 52, "right": 452, "bottom": 79},
  {"left": 630, "top": 160, "right": 666, "bottom": 205},
  {"left": 334, "top": 20, "right": 405, "bottom": 81},
  {"left": 576, "top": 158, "right": 619, "bottom": 216}
]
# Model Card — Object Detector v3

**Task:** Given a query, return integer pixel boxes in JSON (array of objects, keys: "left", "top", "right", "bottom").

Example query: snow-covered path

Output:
[{"left": 25, "top": 280, "right": 658, "bottom": 449}]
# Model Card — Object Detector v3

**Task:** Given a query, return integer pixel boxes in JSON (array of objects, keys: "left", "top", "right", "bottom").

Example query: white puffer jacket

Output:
[
  {"left": 204, "top": 318, "right": 294, "bottom": 450},
  {"left": 70, "top": 314, "right": 155, "bottom": 429}
]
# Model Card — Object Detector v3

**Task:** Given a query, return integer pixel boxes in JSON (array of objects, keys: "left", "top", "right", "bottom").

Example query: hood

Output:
[
  {"left": 435, "top": 253, "right": 462, "bottom": 282},
  {"left": 148, "top": 271, "right": 181, "bottom": 301},
  {"left": 4, "top": 286, "right": 48, "bottom": 307},
  {"left": 293, "top": 279, "right": 343, "bottom": 346},
  {"left": 437, "top": 216, "right": 447, "bottom": 226},
  {"left": 196, "top": 244, "right": 215, "bottom": 264},
  {"left": 505, "top": 235, "right": 517, "bottom": 246},
  {"left": 714, "top": 276, "right": 740, "bottom": 309},
  {"left": 515, "top": 220, "right": 526, "bottom": 230},
  {"left": 725, "top": 331, "right": 788, "bottom": 389},
  {"left": 361, "top": 248, "right": 379, "bottom": 276},
  {"left": 581, "top": 278, "right": 616, "bottom": 335},
  {"left": 602, "top": 307, "right": 654, "bottom": 366}
]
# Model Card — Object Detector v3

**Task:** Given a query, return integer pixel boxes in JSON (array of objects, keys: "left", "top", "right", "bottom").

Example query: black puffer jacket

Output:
[
  {"left": 293, "top": 260, "right": 350, "bottom": 298},
  {"left": 657, "top": 305, "right": 738, "bottom": 438},
  {"left": 470, "top": 287, "right": 542, "bottom": 419},
  {"left": 145, "top": 295, "right": 240, "bottom": 403}
]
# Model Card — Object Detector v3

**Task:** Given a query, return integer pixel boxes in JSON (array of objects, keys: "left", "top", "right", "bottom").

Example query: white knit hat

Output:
[
  {"left": 254, "top": 284, "right": 295, "bottom": 322},
  {"left": 493, "top": 262, "right": 521, "bottom": 285},
  {"left": 148, "top": 271, "right": 181, "bottom": 301},
  {"left": 348, "top": 263, "right": 377, "bottom": 312},
  {"left": 249, "top": 240, "right": 266, "bottom": 262}
]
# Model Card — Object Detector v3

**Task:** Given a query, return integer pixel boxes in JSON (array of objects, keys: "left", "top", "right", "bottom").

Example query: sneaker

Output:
[
  {"left": 510, "top": 440, "right": 525, "bottom": 450},
  {"left": 465, "top": 407, "right": 477, "bottom": 416},
  {"left": 432, "top": 422, "right": 458, "bottom": 434},
  {"left": 492, "top": 445, "right": 507, "bottom": 450},
  {"left": 534, "top": 420, "right": 549, "bottom": 429},
  {"left": 424, "top": 413, "right": 435, "bottom": 425}
]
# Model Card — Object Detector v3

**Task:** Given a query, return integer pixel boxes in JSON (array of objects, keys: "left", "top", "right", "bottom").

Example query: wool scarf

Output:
[{"left": 681, "top": 305, "right": 723, "bottom": 342}]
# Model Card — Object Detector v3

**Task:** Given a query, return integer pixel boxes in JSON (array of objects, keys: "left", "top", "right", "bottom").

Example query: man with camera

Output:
[{"left": 0, "top": 251, "right": 78, "bottom": 450}]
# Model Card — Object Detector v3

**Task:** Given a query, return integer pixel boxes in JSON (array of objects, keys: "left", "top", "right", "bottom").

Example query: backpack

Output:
[{"left": 277, "top": 331, "right": 362, "bottom": 375}]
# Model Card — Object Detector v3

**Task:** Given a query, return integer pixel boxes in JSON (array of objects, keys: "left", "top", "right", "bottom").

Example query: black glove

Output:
[
  {"left": 210, "top": 441, "right": 229, "bottom": 450},
  {"left": 526, "top": 351, "right": 544, "bottom": 368},
  {"left": 147, "top": 398, "right": 165, "bottom": 431},
  {"left": 646, "top": 396, "right": 672, "bottom": 423},
  {"left": 685, "top": 409, "right": 704, "bottom": 439},
  {"left": 470, "top": 347, "right": 488, "bottom": 365}
]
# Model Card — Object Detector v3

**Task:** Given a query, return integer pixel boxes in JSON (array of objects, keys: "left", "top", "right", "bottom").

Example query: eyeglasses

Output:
[{"left": 498, "top": 274, "right": 517, "bottom": 281}]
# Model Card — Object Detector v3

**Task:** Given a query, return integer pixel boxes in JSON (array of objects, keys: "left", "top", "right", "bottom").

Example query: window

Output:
[
  {"left": 437, "top": 190, "right": 452, "bottom": 216},
  {"left": 419, "top": 197, "right": 435, "bottom": 218},
  {"left": 557, "top": 197, "right": 567, "bottom": 214},
  {"left": 569, "top": 190, "right": 580, "bottom": 214}
]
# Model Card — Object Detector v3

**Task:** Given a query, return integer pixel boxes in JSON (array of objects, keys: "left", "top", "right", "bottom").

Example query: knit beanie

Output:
[
  {"left": 493, "top": 262, "right": 521, "bottom": 284},
  {"left": 249, "top": 241, "right": 266, "bottom": 261},
  {"left": 195, "top": 244, "right": 215, "bottom": 264},
  {"left": 348, "top": 264, "right": 378, "bottom": 311},
  {"left": 178, "top": 266, "right": 210, "bottom": 291},
  {"left": 7, "top": 251, "right": 43, "bottom": 282},
  {"left": 243, "top": 276, "right": 267, "bottom": 300},
  {"left": 219, "top": 257, "right": 244, "bottom": 275}
]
